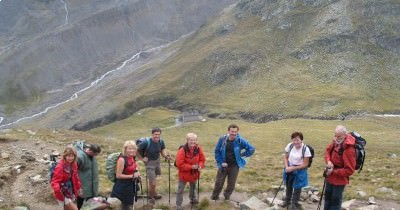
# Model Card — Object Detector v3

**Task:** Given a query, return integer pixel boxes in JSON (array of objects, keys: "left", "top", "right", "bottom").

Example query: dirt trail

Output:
[
  {"left": 0, "top": 138, "right": 61, "bottom": 209},
  {"left": 1, "top": 137, "right": 399, "bottom": 210}
]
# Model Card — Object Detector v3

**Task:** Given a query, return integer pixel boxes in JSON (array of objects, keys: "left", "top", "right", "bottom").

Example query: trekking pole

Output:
[
  {"left": 140, "top": 177, "right": 145, "bottom": 207},
  {"left": 145, "top": 167, "right": 149, "bottom": 206},
  {"left": 318, "top": 168, "right": 329, "bottom": 210},
  {"left": 271, "top": 178, "right": 284, "bottom": 206},
  {"left": 133, "top": 178, "right": 137, "bottom": 206},
  {"left": 191, "top": 181, "right": 194, "bottom": 210},
  {"left": 197, "top": 170, "right": 200, "bottom": 203},
  {"left": 168, "top": 158, "right": 171, "bottom": 205},
  {"left": 317, "top": 178, "right": 326, "bottom": 210}
]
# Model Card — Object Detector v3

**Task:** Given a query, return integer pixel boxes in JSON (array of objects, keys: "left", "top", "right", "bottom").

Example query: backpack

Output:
[
  {"left": 173, "top": 144, "right": 199, "bottom": 167},
  {"left": 288, "top": 143, "right": 314, "bottom": 168},
  {"left": 106, "top": 153, "right": 128, "bottom": 182},
  {"left": 48, "top": 154, "right": 59, "bottom": 181},
  {"left": 136, "top": 137, "right": 164, "bottom": 157},
  {"left": 330, "top": 131, "right": 367, "bottom": 173},
  {"left": 351, "top": 132, "right": 366, "bottom": 172}
]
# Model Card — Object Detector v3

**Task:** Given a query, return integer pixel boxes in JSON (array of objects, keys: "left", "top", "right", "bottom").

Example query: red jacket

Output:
[
  {"left": 51, "top": 159, "right": 81, "bottom": 201},
  {"left": 325, "top": 133, "right": 356, "bottom": 185},
  {"left": 175, "top": 144, "right": 206, "bottom": 182}
]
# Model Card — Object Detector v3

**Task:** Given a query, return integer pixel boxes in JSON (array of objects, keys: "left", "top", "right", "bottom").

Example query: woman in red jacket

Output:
[
  {"left": 324, "top": 125, "right": 356, "bottom": 210},
  {"left": 111, "top": 140, "right": 140, "bottom": 210},
  {"left": 175, "top": 133, "right": 206, "bottom": 210},
  {"left": 51, "top": 147, "right": 82, "bottom": 210}
]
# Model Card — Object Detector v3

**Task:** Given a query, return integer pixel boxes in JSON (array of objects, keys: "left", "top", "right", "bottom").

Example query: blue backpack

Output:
[{"left": 136, "top": 137, "right": 164, "bottom": 157}]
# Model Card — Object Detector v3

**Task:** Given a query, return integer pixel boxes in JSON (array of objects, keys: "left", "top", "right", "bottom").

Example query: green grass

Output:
[
  {"left": 1, "top": 107, "right": 399, "bottom": 209},
  {"left": 86, "top": 108, "right": 400, "bottom": 202}
]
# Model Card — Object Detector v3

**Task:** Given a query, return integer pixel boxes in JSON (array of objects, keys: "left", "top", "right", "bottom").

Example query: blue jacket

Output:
[
  {"left": 214, "top": 134, "right": 255, "bottom": 169},
  {"left": 283, "top": 168, "right": 308, "bottom": 189}
]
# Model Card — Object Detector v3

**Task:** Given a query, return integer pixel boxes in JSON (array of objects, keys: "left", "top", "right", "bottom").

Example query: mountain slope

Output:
[
  {"left": 72, "top": 0, "right": 400, "bottom": 129},
  {"left": 4, "top": 0, "right": 400, "bottom": 130},
  {"left": 0, "top": 0, "right": 236, "bottom": 123}
]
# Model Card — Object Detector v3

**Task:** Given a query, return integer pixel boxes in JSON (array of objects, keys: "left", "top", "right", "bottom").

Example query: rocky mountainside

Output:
[
  {"left": 0, "top": 0, "right": 236, "bottom": 125},
  {"left": 1, "top": 0, "right": 399, "bottom": 130}
]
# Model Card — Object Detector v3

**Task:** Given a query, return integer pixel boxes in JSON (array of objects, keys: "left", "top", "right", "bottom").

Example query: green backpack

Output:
[{"left": 106, "top": 153, "right": 127, "bottom": 182}]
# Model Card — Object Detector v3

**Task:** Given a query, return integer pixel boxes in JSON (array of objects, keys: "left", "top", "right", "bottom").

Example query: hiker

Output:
[
  {"left": 111, "top": 140, "right": 141, "bottom": 210},
  {"left": 137, "top": 127, "right": 171, "bottom": 204},
  {"left": 175, "top": 133, "right": 206, "bottom": 210},
  {"left": 211, "top": 124, "right": 255, "bottom": 200},
  {"left": 323, "top": 125, "right": 356, "bottom": 210},
  {"left": 51, "top": 147, "right": 82, "bottom": 210},
  {"left": 76, "top": 142, "right": 101, "bottom": 209},
  {"left": 280, "top": 131, "right": 312, "bottom": 210}
]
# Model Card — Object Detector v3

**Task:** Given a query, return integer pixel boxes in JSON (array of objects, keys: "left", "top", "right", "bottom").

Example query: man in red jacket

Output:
[
  {"left": 323, "top": 125, "right": 356, "bottom": 210},
  {"left": 175, "top": 133, "right": 206, "bottom": 210}
]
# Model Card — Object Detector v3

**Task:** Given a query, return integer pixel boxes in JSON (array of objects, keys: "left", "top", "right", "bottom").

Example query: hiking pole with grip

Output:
[
  {"left": 318, "top": 167, "right": 330, "bottom": 210},
  {"left": 133, "top": 177, "right": 137, "bottom": 206},
  {"left": 197, "top": 169, "right": 200, "bottom": 203},
  {"left": 271, "top": 178, "right": 284, "bottom": 206},
  {"left": 139, "top": 177, "right": 145, "bottom": 207},
  {"left": 317, "top": 178, "right": 327, "bottom": 210},
  {"left": 168, "top": 158, "right": 171, "bottom": 205},
  {"left": 145, "top": 167, "right": 149, "bottom": 206}
]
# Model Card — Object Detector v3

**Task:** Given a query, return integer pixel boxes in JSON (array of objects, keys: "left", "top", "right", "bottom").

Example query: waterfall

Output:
[{"left": 0, "top": 45, "right": 165, "bottom": 129}]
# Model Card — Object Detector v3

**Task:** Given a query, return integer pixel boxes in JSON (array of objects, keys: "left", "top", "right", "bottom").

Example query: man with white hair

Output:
[{"left": 323, "top": 125, "right": 356, "bottom": 210}]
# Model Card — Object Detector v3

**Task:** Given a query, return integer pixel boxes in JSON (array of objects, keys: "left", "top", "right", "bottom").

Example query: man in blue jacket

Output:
[{"left": 211, "top": 124, "right": 255, "bottom": 200}]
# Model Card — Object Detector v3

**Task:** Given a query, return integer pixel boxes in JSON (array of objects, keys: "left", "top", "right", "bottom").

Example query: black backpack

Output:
[
  {"left": 351, "top": 131, "right": 367, "bottom": 172},
  {"left": 288, "top": 143, "right": 314, "bottom": 168},
  {"left": 173, "top": 144, "right": 199, "bottom": 167},
  {"left": 330, "top": 131, "right": 366, "bottom": 173}
]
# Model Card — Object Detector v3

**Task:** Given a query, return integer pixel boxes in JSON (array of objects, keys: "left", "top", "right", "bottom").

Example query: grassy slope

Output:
[
  {"left": 120, "top": 1, "right": 400, "bottom": 118},
  {"left": 3, "top": 107, "right": 399, "bottom": 209},
  {"left": 88, "top": 108, "right": 400, "bottom": 202}
]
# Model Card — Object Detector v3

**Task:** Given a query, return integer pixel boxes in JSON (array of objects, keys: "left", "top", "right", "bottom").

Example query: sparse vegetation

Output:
[
  {"left": 1, "top": 107, "right": 399, "bottom": 209},
  {"left": 87, "top": 108, "right": 400, "bottom": 201}
]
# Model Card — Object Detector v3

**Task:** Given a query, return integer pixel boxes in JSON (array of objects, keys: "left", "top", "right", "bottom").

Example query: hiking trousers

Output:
[
  {"left": 285, "top": 172, "right": 302, "bottom": 209},
  {"left": 211, "top": 165, "right": 239, "bottom": 200},
  {"left": 324, "top": 182, "right": 345, "bottom": 210},
  {"left": 176, "top": 180, "right": 197, "bottom": 206}
]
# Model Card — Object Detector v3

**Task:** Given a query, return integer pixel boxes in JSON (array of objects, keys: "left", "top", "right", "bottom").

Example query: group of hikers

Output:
[{"left": 50, "top": 124, "right": 358, "bottom": 210}]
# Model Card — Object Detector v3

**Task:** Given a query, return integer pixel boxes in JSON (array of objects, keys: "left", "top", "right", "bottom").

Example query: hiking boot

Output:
[
  {"left": 224, "top": 196, "right": 230, "bottom": 200},
  {"left": 190, "top": 199, "right": 199, "bottom": 205},
  {"left": 154, "top": 194, "right": 162, "bottom": 199},
  {"left": 291, "top": 203, "right": 304, "bottom": 210},
  {"left": 148, "top": 197, "right": 155, "bottom": 205},
  {"left": 210, "top": 195, "right": 219, "bottom": 200},
  {"left": 279, "top": 201, "right": 290, "bottom": 208},
  {"left": 176, "top": 205, "right": 183, "bottom": 210}
]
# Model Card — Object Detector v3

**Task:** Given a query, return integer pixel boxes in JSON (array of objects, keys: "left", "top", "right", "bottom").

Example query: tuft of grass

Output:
[
  {"left": 198, "top": 197, "right": 210, "bottom": 210},
  {"left": 154, "top": 204, "right": 171, "bottom": 210}
]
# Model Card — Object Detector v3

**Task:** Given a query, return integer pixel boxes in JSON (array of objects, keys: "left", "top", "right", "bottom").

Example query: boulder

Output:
[
  {"left": 13, "top": 207, "right": 29, "bottom": 210},
  {"left": 357, "top": 191, "right": 367, "bottom": 197},
  {"left": 1, "top": 152, "right": 10, "bottom": 159},
  {"left": 240, "top": 196, "right": 270, "bottom": 210},
  {"left": 341, "top": 199, "right": 356, "bottom": 210},
  {"left": 107, "top": 197, "right": 122, "bottom": 209}
]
